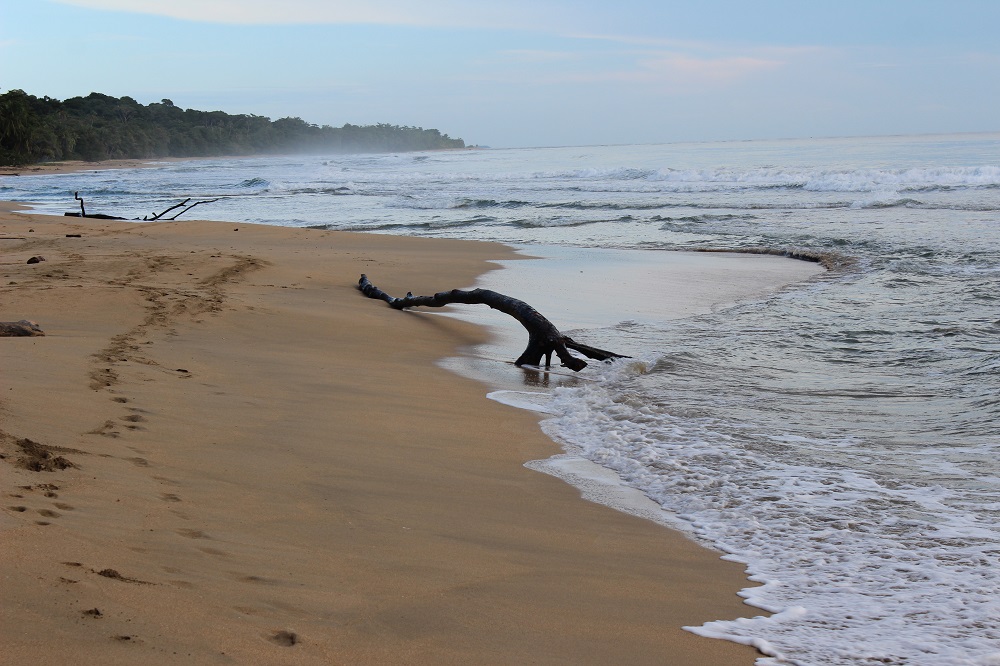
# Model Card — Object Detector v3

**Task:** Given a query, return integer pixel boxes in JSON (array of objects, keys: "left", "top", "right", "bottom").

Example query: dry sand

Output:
[{"left": 0, "top": 206, "right": 811, "bottom": 664}]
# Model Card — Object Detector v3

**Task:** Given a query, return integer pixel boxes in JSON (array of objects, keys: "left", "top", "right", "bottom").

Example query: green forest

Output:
[{"left": 0, "top": 89, "right": 466, "bottom": 166}]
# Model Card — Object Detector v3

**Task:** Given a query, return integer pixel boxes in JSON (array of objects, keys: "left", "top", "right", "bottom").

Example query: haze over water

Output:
[{"left": 5, "top": 132, "right": 1000, "bottom": 665}]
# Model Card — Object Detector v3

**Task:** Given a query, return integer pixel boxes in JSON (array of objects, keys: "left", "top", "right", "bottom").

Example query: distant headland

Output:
[{"left": 0, "top": 89, "right": 465, "bottom": 167}]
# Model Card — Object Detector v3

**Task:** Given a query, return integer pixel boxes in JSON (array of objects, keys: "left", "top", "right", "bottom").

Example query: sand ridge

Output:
[{"left": 1, "top": 210, "right": 763, "bottom": 664}]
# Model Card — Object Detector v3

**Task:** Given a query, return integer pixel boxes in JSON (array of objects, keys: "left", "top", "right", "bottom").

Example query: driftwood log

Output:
[
  {"left": 144, "top": 197, "right": 222, "bottom": 221},
  {"left": 358, "top": 274, "right": 625, "bottom": 371},
  {"left": 0, "top": 320, "right": 44, "bottom": 337},
  {"left": 61, "top": 193, "right": 221, "bottom": 221},
  {"left": 62, "top": 191, "right": 126, "bottom": 219}
]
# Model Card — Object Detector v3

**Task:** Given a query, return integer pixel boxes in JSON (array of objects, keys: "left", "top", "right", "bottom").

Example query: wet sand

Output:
[{"left": 0, "top": 206, "right": 815, "bottom": 664}]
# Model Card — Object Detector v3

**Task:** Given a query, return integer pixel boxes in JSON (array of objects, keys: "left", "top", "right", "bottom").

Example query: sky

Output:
[{"left": 2, "top": 0, "right": 999, "bottom": 148}]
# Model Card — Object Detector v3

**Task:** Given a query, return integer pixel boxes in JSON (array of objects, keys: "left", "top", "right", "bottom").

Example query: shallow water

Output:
[{"left": 5, "top": 133, "right": 1000, "bottom": 664}]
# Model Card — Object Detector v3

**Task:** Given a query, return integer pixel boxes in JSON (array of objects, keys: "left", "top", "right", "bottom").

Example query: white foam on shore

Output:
[
  {"left": 446, "top": 246, "right": 1000, "bottom": 665},
  {"left": 523, "top": 454, "right": 689, "bottom": 530},
  {"left": 488, "top": 389, "right": 689, "bottom": 530},
  {"left": 528, "top": 354, "right": 1000, "bottom": 666}
]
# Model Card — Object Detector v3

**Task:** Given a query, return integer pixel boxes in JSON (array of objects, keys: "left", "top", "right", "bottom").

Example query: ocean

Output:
[{"left": 4, "top": 133, "right": 1000, "bottom": 665}]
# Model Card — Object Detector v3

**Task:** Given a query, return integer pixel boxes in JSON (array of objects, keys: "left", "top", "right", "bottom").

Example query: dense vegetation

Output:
[{"left": 0, "top": 89, "right": 465, "bottom": 166}]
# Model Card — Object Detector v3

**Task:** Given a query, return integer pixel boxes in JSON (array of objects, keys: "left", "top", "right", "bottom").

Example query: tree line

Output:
[{"left": 0, "top": 89, "right": 466, "bottom": 166}]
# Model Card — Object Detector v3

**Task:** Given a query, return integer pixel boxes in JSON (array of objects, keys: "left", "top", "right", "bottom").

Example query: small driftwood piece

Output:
[
  {"left": 358, "top": 274, "right": 626, "bottom": 371},
  {"left": 0, "top": 320, "right": 44, "bottom": 337}
]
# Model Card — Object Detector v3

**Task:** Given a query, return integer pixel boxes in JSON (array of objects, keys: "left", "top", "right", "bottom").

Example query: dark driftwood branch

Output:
[
  {"left": 358, "top": 274, "right": 626, "bottom": 371},
  {"left": 166, "top": 198, "right": 222, "bottom": 220},
  {"left": 143, "top": 197, "right": 223, "bottom": 221},
  {"left": 145, "top": 199, "right": 191, "bottom": 221},
  {"left": 0, "top": 320, "right": 44, "bottom": 337},
  {"left": 63, "top": 192, "right": 125, "bottom": 219}
]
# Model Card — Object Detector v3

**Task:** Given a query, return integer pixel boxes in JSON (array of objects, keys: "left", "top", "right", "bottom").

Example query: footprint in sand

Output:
[
  {"left": 269, "top": 630, "right": 299, "bottom": 647},
  {"left": 88, "top": 420, "right": 121, "bottom": 438},
  {"left": 175, "top": 528, "right": 210, "bottom": 539},
  {"left": 198, "top": 547, "right": 229, "bottom": 557},
  {"left": 120, "top": 414, "right": 147, "bottom": 431},
  {"left": 152, "top": 475, "right": 181, "bottom": 487}
]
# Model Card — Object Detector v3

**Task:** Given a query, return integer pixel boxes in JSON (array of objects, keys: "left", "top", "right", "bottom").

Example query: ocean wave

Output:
[
  {"left": 508, "top": 218, "right": 597, "bottom": 229},
  {"left": 850, "top": 195, "right": 924, "bottom": 209},
  {"left": 529, "top": 164, "right": 1000, "bottom": 194},
  {"left": 539, "top": 167, "right": 658, "bottom": 181},
  {"left": 450, "top": 198, "right": 534, "bottom": 209},
  {"left": 538, "top": 201, "right": 673, "bottom": 211},
  {"left": 693, "top": 246, "right": 855, "bottom": 271},
  {"left": 327, "top": 217, "right": 492, "bottom": 232},
  {"left": 235, "top": 177, "right": 270, "bottom": 189},
  {"left": 537, "top": 357, "right": 1000, "bottom": 666},
  {"left": 654, "top": 213, "right": 759, "bottom": 224},
  {"left": 272, "top": 185, "right": 352, "bottom": 196}
]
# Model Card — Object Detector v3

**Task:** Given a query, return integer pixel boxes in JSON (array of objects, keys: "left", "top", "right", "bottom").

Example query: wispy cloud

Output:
[
  {"left": 476, "top": 49, "right": 788, "bottom": 92},
  {"left": 498, "top": 49, "right": 578, "bottom": 63},
  {"left": 631, "top": 52, "right": 784, "bottom": 85},
  {"left": 569, "top": 32, "right": 722, "bottom": 51},
  {"left": 49, "top": 0, "right": 547, "bottom": 29}
]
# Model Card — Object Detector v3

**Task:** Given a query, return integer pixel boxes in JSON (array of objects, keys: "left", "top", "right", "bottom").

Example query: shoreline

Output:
[
  {"left": 1, "top": 206, "right": 770, "bottom": 664},
  {"left": 0, "top": 157, "right": 197, "bottom": 178}
]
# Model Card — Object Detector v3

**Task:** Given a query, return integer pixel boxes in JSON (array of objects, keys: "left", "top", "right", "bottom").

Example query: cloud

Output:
[
  {"left": 48, "top": 0, "right": 545, "bottom": 28},
  {"left": 633, "top": 52, "right": 784, "bottom": 85},
  {"left": 498, "top": 49, "right": 578, "bottom": 63}
]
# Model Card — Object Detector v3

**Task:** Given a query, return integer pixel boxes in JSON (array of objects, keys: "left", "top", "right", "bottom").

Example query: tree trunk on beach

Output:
[
  {"left": 0, "top": 320, "right": 44, "bottom": 336},
  {"left": 357, "top": 274, "right": 625, "bottom": 371},
  {"left": 61, "top": 193, "right": 221, "bottom": 221}
]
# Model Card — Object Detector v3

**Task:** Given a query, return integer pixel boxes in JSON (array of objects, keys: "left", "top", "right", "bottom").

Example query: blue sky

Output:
[{"left": 2, "top": 0, "right": 998, "bottom": 148}]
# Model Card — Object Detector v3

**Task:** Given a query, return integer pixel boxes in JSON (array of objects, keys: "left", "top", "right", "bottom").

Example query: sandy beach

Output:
[
  {"left": 0, "top": 199, "right": 819, "bottom": 663},
  {"left": 0, "top": 158, "right": 193, "bottom": 178}
]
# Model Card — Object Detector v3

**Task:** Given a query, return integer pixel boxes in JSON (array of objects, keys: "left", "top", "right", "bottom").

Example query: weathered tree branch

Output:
[
  {"left": 145, "top": 199, "right": 191, "bottom": 221},
  {"left": 358, "top": 274, "right": 626, "bottom": 371},
  {"left": 63, "top": 192, "right": 125, "bottom": 219},
  {"left": 0, "top": 320, "right": 44, "bottom": 337},
  {"left": 143, "top": 197, "right": 224, "bottom": 221},
  {"left": 165, "top": 198, "right": 222, "bottom": 220},
  {"left": 61, "top": 193, "right": 222, "bottom": 221}
]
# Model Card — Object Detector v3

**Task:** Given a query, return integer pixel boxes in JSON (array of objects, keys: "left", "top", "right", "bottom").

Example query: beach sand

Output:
[
  {"left": 0, "top": 205, "right": 817, "bottom": 664},
  {"left": 0, "top": 158, "right": 192, "bottom": 178}
]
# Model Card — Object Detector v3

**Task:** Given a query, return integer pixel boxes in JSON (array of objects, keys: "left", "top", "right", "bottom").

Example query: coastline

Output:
[
  {"left": 0, "top": 158, "right": 195, "bottom": 178},
  {"left": 0, "top": 206, "right": 772, "bottom": 664}
]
